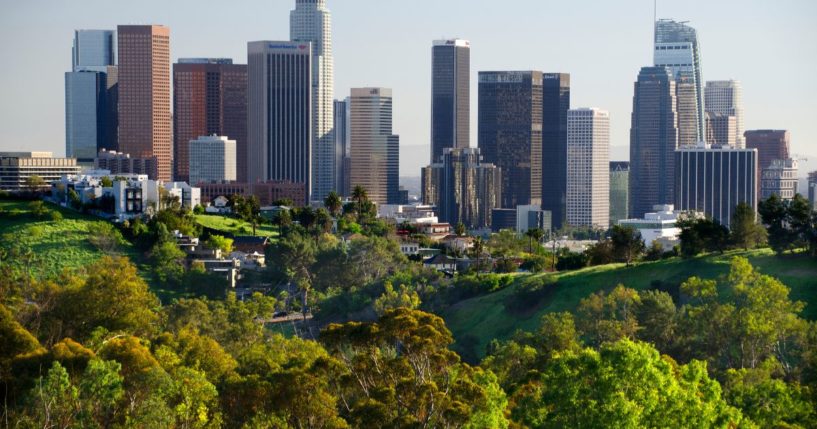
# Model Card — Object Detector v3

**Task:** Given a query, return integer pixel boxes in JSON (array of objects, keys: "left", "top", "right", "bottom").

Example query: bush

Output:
[
  {"left": 504, "top": 276, "right": 557, "bottom": 314},
  {"left": 49, "top": 210, "right": 63, "bottom": 221},
  {"left": 557, "top": 251, "right": 588, "bottom": 271},
  {"left": 494, "top": 258, "right": 518, "bottom": 273}
]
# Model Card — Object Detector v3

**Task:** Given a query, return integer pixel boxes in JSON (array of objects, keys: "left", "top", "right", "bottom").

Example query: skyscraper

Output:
[
  {"left": 654, "top": 19, "right": 705, "bottom": 142},
  {"left": 117, "top": 25, "right": 171, "bottom": 181},
  {"left": 609, "top": 162, "right": 630, "bottom": 226},
  {"left": 431, "top": 39, "right": 470, "bottom": 163},
  {"left": 349, "top": 88, "right": 400, "bottom": 205},
  {"left": 675, "top": 73, "right": 700, "bottom": 148},
  {"left": 333, "top": 99, "right": 350, "bottom": 196},
  {"left": 541, "top": 73, "right": 570, "bottom": 230},
  {"left": 705, "top": 80, "right": 744, "bottom": 147},
  {"left": 421, "top": 147, "right": 501, "bottom": 229},
  {"left": 291, "top": 0, "right": 334, "bottom": 201},
  {"left": 173, "top": 58, "right": 247, "bottom": 183},
  {"left": 478, "top": 71, "right": 543, "bottom": 209},
  {"left": 566, "top": 108, "right": 610, "bottom": 229},
  {"left": 247, "top": 41, "right": 312, "bottom": 191},
  {"left": 675, "top": 145, "right": 758, "bottom": 227},
  {"left": 629, "top": 66, "right": 679, "bottom": 218},
  {"left": 65, "top": 30, "right": 117, "bottom": 164}
]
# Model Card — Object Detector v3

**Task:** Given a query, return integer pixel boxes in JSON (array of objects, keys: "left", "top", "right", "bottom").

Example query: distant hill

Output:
[{"left": 441, "top": 249, "right": 817, "bottom": 363}]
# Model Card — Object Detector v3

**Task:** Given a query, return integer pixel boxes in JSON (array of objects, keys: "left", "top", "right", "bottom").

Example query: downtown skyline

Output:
[{"left": 1, "top": 0, "right": 815, "bottom": 178}]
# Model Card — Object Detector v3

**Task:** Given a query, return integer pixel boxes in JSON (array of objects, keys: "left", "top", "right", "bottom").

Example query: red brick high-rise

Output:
[
  {"left": 117, "top": 25, "right": 172, "bottom": 181},
  {"left": 744, "top": 130, "right": 790, "bottom": 170},
  {"left": 173, "top": 59, "right": 247, "bottom": 183}
]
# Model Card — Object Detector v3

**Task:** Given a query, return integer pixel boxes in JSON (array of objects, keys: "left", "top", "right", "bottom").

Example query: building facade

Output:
[
  {"left": 654, "top": 19, "right": 705, "bottom": 142},
  {"left": 541, "top": 73, "right": 571, "bottom": 230},
  {"left": 421, "top": 147, "right": 501, "bottom": 229},
  {"left": 675, "top": 145, "right": 758, "bottom": 227},
  {"left": 745, "top": 129, "right": 791, "bottom": 170},
  {"left": 705, "top": 112, "right": 737, "bottom": 148},
  {"left": 609, "top": 162, "right": 630, "bottom": 226},
  {"left": 247, "top": 41, "right": 312, "bottom": 194},
  {"left": 291, "top": 0, "right": 334, "bottom": 201},
  {"left": 478, "top": 71, "right": 543, "bottom": 209},
  {"left": 189, "top": 135, "right": 237, "bottom": 185},
  {"left": 333, "top": 99, "right": 350, "bottom": 196},
  {"left": 173, "top": 59, "right": 247, "bottom": 183},
  {"left": 65, "top": 29, "right": 118, "bottom": 164},
  {"left": 566, "top": 108, "right": 610, "bottom": 229},
  {"left": 431, "top": 39, "right": 470, "bottom": 164},
  {"left": 761, "top": 158, "right": 799, "bottom": 201},
  {"left": 808, "top": 171, "right": 817, "bottom": 211},
  {"left": 0, "top": 152, "right": 81, "bottom": 191},
  {"left": 117, "top": 25, "right": 172, "bottom": 181},
  {"left": 94, "top": 149, "right": 158, "bottom": 178},
  {"left": 349, "top": 88, "right": 400, "bottom": 205},
  {"left": 705, "top": 80, "right": 744, "bottom": 147},
  {"left": 198, "top": 181, "right": 307, "bottom": 207},
  {"left": 629, "top": 66, "right": 679, "bottom": 218}
]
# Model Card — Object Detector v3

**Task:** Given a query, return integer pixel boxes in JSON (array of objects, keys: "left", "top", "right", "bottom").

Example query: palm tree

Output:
[
  {"left": 352, "top": 185, "right": 368, "bottom": 218},
  {"left": 471, "top": 236, "right": 485, "bottom": 274},
  {"left": 324, "top": 191, "right": 342, "bottom": 218},
  {"left": 525, "top": 228, "right": 545, "bottom": 254}
]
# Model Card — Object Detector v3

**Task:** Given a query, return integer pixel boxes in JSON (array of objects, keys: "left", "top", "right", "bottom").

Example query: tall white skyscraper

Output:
[
  {"left": 654, "top": 19, "right": 705, "bottom": 143},
  {"left": 705, "top": 80, "right": 744, "bottom": 148},
  {"left": 567, "top": 108, "right": 610, "bottom": 228},
  {"left": 291, "top": 0, "right": 334, "bottom": 201}
]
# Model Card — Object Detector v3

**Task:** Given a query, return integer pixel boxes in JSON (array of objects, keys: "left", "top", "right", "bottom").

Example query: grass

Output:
[
  {"left": 0, "top": 200, "right": 188, "bottom": 303},
  {"left": 0, "top": 200, "right": 143, "bottom": 280},
  {"left": 441, "top": 249, "right": 817, "bottom": 362},
  {"left": 195, "top": 214, "right": 279, "bottom": 238}
]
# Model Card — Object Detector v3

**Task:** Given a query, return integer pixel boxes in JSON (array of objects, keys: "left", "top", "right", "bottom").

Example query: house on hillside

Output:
[
  {"left": 233, "top": 236, "right": 271, "bottom": 254},
  {"left": 424, "top": 254, "right": 458, "bottom": 274}
]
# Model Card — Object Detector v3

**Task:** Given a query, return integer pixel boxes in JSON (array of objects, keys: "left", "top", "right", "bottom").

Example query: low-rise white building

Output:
[
  {"left": 379, "top": 204, "right": 439, "bottom": 224},
  {"left": 164, "top": 182, "right": 201, "bottom": 209},
  {"left": 618, "top": 204, "right": 699, "bottom": 250}
]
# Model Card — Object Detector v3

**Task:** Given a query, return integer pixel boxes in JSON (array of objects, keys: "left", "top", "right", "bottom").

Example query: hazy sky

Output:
[{"left": 1, "top": 0, "right": 815, "bottom": 177}]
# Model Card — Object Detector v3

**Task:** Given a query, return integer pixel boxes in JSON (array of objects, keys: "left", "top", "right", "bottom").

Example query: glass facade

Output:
[
  {"left": 541, "top": 73, "right": 570, "bottom": 229},
  {"left": 609, "top": 162, "right": 629, "bottom": 226},
  {"left": 629, "top": 66, "right": 679, "bottom": 218},
  {"left": 478, "top": 71, "right": 543, "bottom": 209},
  {"left": 431, "top": 40, "right": 470, "bottom": 163},
  {"left": 349, "top": 88, "right": 400, "bottom": 205}
]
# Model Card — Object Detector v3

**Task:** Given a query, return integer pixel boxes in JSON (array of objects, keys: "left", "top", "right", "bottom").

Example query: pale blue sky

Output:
[{"left": 1, "top": 0, "right": 815, "bottom": 177}]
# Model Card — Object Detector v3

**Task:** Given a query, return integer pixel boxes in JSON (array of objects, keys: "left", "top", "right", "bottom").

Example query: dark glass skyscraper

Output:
[
  {"left": 333, "top": 99, "right": 350, "bottom": 196},
  {"left": 540, "top": 73, "right": 570, "bottom": 229},
  {"left": 247, "top": 41, "right": 312, "bottom": 192},
  {"left": 478, "top": 71, "right": 543, "bottom": 209},
  {"left": 173, "top": 58, "right": 247, "bottom": 183},
  {"left": 431, "top": 39, "right": 470, "bottom": 163},
  {"left": 629, "top": 66, "right": 679, "bottom": 218}
]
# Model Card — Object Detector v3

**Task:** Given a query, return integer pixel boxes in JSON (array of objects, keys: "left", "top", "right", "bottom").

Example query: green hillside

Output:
[
  {"left": 195, "top": 213, "right": 279, "bottom": 238},
  {"left": 442, "top": 249, "right": 817, "bottom": 361}
]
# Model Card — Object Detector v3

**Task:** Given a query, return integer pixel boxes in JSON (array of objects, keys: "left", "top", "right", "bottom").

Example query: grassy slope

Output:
[
  {"left": 195, "top": 214, "right": 279, "bottom": 238},
  {"left": 0, "top": 200, "right": 185, "bottom": 303},
  {"left": 442, "top": 249, "right": 817, "bottom": 361}
]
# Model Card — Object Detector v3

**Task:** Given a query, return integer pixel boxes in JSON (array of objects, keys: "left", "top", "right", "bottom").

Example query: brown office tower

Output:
[
  {"left": 117, "top": 25, "right": 171, "bottom": 181},
  {"left": 173, "top": 59, "right": 247, "bottom": 183},
  {"left": 744, "top": 130, "right": 790, "bottom": 170}
]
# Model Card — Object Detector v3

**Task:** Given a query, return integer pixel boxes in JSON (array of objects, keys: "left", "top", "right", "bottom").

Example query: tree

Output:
[
  {"left": 351, "top": 185, "right": 368, "bottom": 214},
  {"left": 234, "top": 195, "right": 262, "bottom": 236},
  {"left": 25, "top": 175, "right": 45, "bottom": 191},
  {"left": 455, "top": 221, "right": 467, "bottom": 237},
  {"left": 525, "top": 228, "right": 545, "bottom": 254},
  {"left": 324, "top": 191, "right": 342, "bottom": 217},
  {"left": 88, "top": 221, "right": 126, "bottom": 254},
  {"left": 206, "top": 234, "right": 234, "bottom": 255},
  {"left": 576, "top": 285, "right": 641, "bottom": 347},
  {"left": 373, "top": 282, "right": 421, "bottom": 316},
  {"left": 678, "top": 217, "right": 730, "bottom": 257},
  {"left": 788, "top": 194, "right": 816, "bottom": 255},
  {"left": 635, "top": 290, "right": 677, "bottom": 352},
  {"left": 100, "top": 176, "right": 114, "bottom": 188},
  {"left": 276, "top": 233, "right": 317, "bottom": 317},
  {"left": 321, "top": 309, "right": 509, "bottom": 428},
  {"left": 610, "top": 225, "right": 645, "bottom": 266},
  {"left": 507, "top": 340, "right": 748, "bottom": 428},
  {"left": 759, "top": 194, "right": 789, "bottom": 254},
  {"left": 586, "top": 239, "right": 614, "bottom": 265},
  {"left": 151, "top": 240, "right": 186, "bottom": 287},
  {"left": 643, "top": 240, "right": 665, "bottom": 261},
  {"left": 730, "top": 202, "right": 768, "bottom": 250}
]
